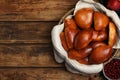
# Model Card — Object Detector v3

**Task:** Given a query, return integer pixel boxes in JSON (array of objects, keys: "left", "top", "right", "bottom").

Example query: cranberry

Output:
[{"left": 104, "top": 58, "right": 120, "bottom": 79}]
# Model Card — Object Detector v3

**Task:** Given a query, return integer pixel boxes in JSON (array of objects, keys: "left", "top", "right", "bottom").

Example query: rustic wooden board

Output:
[
  {"left": 0, "top": 21, "right": 64, "bottom": 67},
  {"left": 1, "top": 44, "right": 119, "bottom": 67},
  {"left": 0, "top": 0, "right": 112, "bottom": 80},
  {"left": 0, "top": 21, "right": 57, "bottom": 43},
  {"left": 0, "top": 0, "right": 78, "bottom": 21},
  {"left": 0, "top": 44, "right": 63, "bottom": 67},
  {"left": 0, "top": 68, "right": 102, "bottom": 80}
]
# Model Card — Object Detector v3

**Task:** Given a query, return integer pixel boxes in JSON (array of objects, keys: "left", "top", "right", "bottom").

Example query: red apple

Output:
[{"left": 107, "top": 0, "right": 120, "bottom": 11}]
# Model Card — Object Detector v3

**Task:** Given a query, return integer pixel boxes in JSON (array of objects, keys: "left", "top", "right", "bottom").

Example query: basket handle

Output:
[
  {"left": 104, "top": 49, "right": 119, "bottom": 65},
  {"left": 58, "top": 8, "right": 74, "bottom": 25}
]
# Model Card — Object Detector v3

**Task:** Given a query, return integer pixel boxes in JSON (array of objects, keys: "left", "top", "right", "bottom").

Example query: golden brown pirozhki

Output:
[
  {"left": 94, "top": 12, "right": 109, "bottom": 31},
  {"left": 89, "top": 45, "right": 112, "bottom": 64},
  {"left": 75, "top": 8, "right": 93, "bottom": 29},
  {"left": 60, "top": 8, "right": 117, "bottom": 64},
  {"left": 108, "top": 22, "right": 117, "bottom": 47},
  {"left": 64, "top": 18, "right": 78, "bottom": 30}
]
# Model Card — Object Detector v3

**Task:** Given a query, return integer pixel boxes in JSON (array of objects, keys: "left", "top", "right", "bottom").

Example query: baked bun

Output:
[
  {"left": 108, "top": 21, "right": 117, "bottom": 47},
  {"left": 89, "top": 45, "right": 112, "bottom": 64},
  {"left": 74, "top": 8, "right": 93, "bottom": 29},
  {"left": 74, "top": 29, "right": 93, "bottom": 49},
  {"left": 64, "top": 18, "right": 77, "bottom": 29},
  {"left": 94, "top": 12, "right": 109, "bottom": 31}
]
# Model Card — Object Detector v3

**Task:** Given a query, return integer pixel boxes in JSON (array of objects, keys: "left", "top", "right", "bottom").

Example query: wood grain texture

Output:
[
  {"left": 0, "top": 21, "right": 57, "bottom": 43},
  {"left": 0, "top": 0, "right": 78, "bottom": 21},
  {"left": 0, "top": 0, "right": 110, "bottom": 80},
  {"left": 0, "top": 44, "right": 63, "bottom": 67},
  {"left": 0, "top": 68, "right": 102, "bottom": 80}
]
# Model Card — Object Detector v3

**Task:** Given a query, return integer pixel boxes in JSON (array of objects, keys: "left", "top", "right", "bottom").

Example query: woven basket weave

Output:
[{"left": 58, "top": 8, "right": 119, "bottom": 66}]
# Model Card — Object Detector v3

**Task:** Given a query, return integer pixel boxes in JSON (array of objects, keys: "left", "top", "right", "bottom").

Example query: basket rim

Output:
[{"left": 58, "top": 8, "right": 119, "bottom": 65}]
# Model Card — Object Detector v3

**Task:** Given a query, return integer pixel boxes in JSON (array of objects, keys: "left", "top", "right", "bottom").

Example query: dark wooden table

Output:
[{"left": 0, "top": 0, "right": 119, "bottom": 80}]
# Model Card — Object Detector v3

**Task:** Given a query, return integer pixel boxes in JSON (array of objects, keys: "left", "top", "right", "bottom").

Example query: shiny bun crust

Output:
[
  {"left": 74, "top": 8, "right": 93, "bottom": 29},
  {"left": 60, "top": 8, "right": 117, "bottom": 64},
  {"left": 108, "top": 22, "right": 117, "bottom": 47}
]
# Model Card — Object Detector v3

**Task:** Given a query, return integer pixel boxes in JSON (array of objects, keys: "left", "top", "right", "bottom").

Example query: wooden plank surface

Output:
[
  {"left": 0, "top": 68, "right": 102, "bottom": 80},
  {"left": 0, "top": 21, "right": 63, "bottom": 67},
  {"left": 0, "top": 43, "right": 119, "bottom": 67},
  {"left": 0, "top": 0, "right": 78, "bottom": 21},
  {"left": 0, "top": 0, "right": 112, "bottom": 80},
  {"left": 0, "top": 44, "right": 63, "bottom": 67},
  {"left": 0, "top": 22, "right": 56, "bottom": 43}
]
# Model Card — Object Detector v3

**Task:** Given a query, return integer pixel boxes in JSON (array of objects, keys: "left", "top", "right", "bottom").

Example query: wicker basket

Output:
[{"left": 58, "top": 8, "right": 119, "bottom": 65}]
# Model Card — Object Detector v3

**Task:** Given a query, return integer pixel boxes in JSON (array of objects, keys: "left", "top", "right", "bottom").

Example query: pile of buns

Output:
[{"left": 60, "top": 8, "right": 117, "bottom": 64}]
